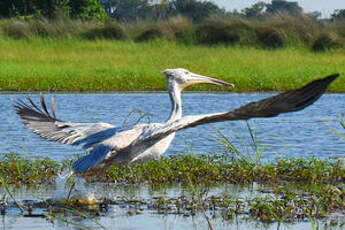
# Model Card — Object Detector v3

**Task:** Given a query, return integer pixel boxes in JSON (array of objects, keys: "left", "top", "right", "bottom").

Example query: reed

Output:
[{"left": 0, "top": 15, "right": 344, "bottom": 51}]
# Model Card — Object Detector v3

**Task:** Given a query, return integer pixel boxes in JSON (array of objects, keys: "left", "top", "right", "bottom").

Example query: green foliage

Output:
[
  {"left": 243, "top": 2, "right": 266, "bottom": 18},
  {"left": 312, "top": 33, "right": 342, "bottom": 52},
  {"left": 0, "top": 0, "right": 69, "bottom": 18},
  {"left": 69, "top": 0, "right": 108, "bottom": 21},
  {"left": 332, "top": 9, "right": 345, "bottom": 21},
  {"left": 99, "top": 0, "right": 223, "bottom": 23},
  {"left": 0, "top": 153, "right": 59, "bottom": 186},
  {"left": 135, "top": 27, "right": 164, "bottom": 42},
  {"left": 256, "top": 27, "right": 285, "bottom": 48},
  {"left": 2, "top": 152, "right": 345, "bottom": 188},
  {"left": 266, "top": 0, "right": 302, "bottom": 15},
  {"left": 194, "top": 19, "right": 260, "bottom": 46},
  {"left": 0, "top": 18, "right": 99, "bottom": 39},
  {"left": 130, "top": 16, "right": 195, "bottom": 42},
  {"left": 83, "top": 22, "right": 127, "bottom": 40},
  {"left": 247, "top": 185, "right": 345, "bottom": 223},
  {"left": 169, "top": 0, "right": 223, "bottom": 23},
  {"left": 0, "top": 5, "right": 344, "bottom": 50},
  {"left": 106, "top": 0, "right": 151, "bottom": 22},
  {"left": 195, "top": 21, "right": 240, "bottom": 45},
  {"left": 242, "top": 0, "right": 304, "bottom": 19},
  {"left": 1, "top": 20, "right": 33, "bottom": 39},
  {"left": 0, "top": 0, "right": 107, "bottom": 21}
]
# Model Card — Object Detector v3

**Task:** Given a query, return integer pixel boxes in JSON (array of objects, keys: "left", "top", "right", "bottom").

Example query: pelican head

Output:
[{"left": 163, "top": 68, "right": 234, "bottom": 90}]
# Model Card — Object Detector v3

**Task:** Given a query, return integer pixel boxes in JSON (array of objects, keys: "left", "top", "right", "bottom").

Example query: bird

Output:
[
  {"left": 14, "top": 69, "right": 339, "bottom": 175},
  {"left": 14, "top": 68, "right": 233, "bottom": 173}
]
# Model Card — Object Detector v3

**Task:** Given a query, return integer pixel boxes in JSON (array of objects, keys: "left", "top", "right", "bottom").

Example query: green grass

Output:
[
  {"left": 1, "top": 153, "right": 345, "bottom": 187},
  {"left": 0, "top": 38, "right": 344, "bottom": 92}
]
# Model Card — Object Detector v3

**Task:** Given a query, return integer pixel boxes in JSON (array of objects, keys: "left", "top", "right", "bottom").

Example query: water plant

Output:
[
  {"left": 1, "top": 152, "right": 345, "bottom": 225},
  {"left": 0, "top": 153, "right": 59, "bottom": 186},
  {"left": 0, "top": 15, "right": 344, "bottom": 50},
  {"left": 1, "top": 152, "right": 345, "bottom": 187},
  {"left": 0, "top": 121, "right": 344, "bottom": 226},
  {"left": 329, "top": 117, "right": 345, "bottom": 140}
]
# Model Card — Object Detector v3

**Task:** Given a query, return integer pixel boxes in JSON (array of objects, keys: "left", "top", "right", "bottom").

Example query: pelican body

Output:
[
  {"left": 15, "top": 68, "right": 233, "bottom": 173},
  {"left": 14, "top": 69, "right": 339, "bottom": 175}
]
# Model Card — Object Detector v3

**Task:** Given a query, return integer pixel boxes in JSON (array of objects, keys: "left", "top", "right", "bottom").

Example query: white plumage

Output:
[{"left": 14, "top": 69, "right": 338, "bottom": 174}]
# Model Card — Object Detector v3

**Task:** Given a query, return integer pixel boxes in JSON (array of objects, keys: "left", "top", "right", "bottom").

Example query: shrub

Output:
[
  {"left": 195, "top": 21, "right": 240, "bottom": 45},
  {"left": 256, "top": 27, "right": 285, "bottom": 48},
  {"left": 329, "top": 22, "right": 345, "bottom": 39},
  {"left": 135, "top": 27, "right": 164, "bottom": 42},
  {"left": 29, "top": 19, "right": 54, "bottom": 37},
  {"left": 83, "top": 23, "right": 127, "bottom": 40},
  {"left": 312, "top": 33, "right": 343, "bottom": 52},
  {"left": 261, "top": 13, "right": 318, "bottom": 46},
  {"left": 225, "top": 18, "right": 257, "bottom": 45},
  {"left": 1, "top": 20, "right": 32, "bottom": 39},
  {"left": 161, "top": 16, "right": 194, "bottom": 42},
  {"left": 132, "top": 16, "right": 195, "bottom": 43}
]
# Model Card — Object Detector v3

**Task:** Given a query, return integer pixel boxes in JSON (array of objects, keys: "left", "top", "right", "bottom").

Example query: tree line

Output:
[
  {"left": 0, "top": 0, "right": 108, "bottom": 20},
  {"left": 0, "top": 0, "right": 344, "bottom": 22}
]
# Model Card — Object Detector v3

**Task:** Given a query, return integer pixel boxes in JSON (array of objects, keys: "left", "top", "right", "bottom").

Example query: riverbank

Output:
[{"left": 0, "top": 38, "right": 344, "bottom": 92}]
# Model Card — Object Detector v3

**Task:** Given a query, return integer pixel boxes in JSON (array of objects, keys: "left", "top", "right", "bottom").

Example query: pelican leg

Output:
[{"left": 66, "top": 181, "right": 76, "bottom": 201}]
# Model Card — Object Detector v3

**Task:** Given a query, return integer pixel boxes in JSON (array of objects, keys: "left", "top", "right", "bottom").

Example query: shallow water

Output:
[
  {"left": 1, "top": 93, "right": 345, "bottom": 161},
  {"left": 3, "top": 214, "right": 338, "bottom": 230},
  {"left": 2, "top": 184, "right": 345, "bottom": 230}
]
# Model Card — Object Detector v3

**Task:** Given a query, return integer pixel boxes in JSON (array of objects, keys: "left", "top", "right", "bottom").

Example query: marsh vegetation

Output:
[{"left": 2, "top": 152, "right": 345, "bottom": 226}]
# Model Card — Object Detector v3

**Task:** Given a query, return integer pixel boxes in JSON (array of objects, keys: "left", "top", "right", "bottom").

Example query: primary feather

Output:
[{"left": 14, "top": 93, "right": 117, "bottom": 150}]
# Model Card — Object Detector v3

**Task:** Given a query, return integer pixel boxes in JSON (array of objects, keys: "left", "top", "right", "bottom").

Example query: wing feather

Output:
[
  {"left": 128, "top": 74, "right": 339, "bottom": 152},
  {"left": 14, "top": 95, "right": 117, "bottom": 149}
]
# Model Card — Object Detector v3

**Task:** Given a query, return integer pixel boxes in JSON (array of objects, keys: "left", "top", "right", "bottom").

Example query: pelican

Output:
[{"left": 14, "top": 69, "right": 338, "bottom": 175}]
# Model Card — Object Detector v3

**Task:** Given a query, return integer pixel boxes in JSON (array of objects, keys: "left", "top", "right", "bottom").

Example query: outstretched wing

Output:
[
  {"left": 122, "top": 74, "right": 339, "bottom": 157},
  {"left": 14, "top": 94, "right": 118, "bottom": 149}
]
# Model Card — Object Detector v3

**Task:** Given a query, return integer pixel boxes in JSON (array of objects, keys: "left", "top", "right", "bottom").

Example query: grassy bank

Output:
[{"left": 0, "top": 38, "right": 344, "bottom": 92}]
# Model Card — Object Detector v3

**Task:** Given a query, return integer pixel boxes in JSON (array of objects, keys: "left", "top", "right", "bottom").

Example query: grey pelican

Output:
[{"left": 14, "top": 69, "right": 338, "bottom": 175}]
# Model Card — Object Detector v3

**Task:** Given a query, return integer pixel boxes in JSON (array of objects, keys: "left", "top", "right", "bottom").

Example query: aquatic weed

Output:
[
  {"left": 1, "top": 153, "right": 345, "bottom": 187},
  {"left": 0, "top": 153, "right": 59, "bottom": 186}
]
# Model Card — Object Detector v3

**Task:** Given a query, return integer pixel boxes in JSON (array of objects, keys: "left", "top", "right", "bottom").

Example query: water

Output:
[
  {"left": 0, "top": 208, "right": 325, "bottom": 230},
  {"left": 1, "top": 92, "right": 345, "bottom": 161},
  {"left": 1, "top": 92, "right": 345, "bottom": 229},
  {"left": 1, "top": 212, "right": 334, "bottom": 230},
  {"left": 2, "top": 184, "right": 344, "bottom": 230}
]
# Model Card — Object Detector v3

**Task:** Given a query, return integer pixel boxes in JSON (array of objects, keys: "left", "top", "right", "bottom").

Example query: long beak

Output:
[{"left": 188, "top": 74, "right": 235, "bottom": 88}]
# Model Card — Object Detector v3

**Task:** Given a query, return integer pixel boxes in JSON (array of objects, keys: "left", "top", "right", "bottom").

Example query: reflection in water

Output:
[{"left": 0, "top": 214, "right": 335, "bottom": 230}]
